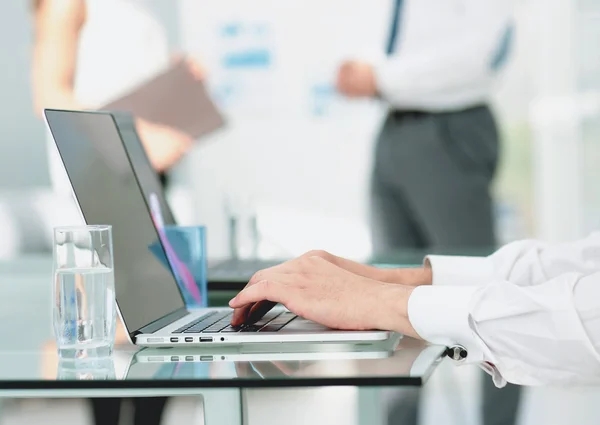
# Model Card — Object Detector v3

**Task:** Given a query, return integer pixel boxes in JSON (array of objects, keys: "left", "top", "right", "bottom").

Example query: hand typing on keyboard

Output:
[{"left": 229, "top": 250, "right": 420, "bottom": 338}]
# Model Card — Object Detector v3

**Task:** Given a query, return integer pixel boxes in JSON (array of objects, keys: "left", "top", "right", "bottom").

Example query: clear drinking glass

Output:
[
  {"left": 53, "top": 225, "right": 116, "bottom": 359},
  {"left": 224, "top": 194, "right": 259, "bottom": 259}
]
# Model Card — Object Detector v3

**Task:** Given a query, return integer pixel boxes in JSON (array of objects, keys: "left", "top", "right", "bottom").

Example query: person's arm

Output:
[
  {"left": 31, "top": 0, "right": 86, "bottom": 115},
  {"left": 230, "top": 235, "right": 600, "bottom": 386},
  {"left": 300, "top": 250, "right": 432, "bottom": 285},
  {"left": 426, "top": 232, "right": 600, "bottom": 287},
  {"left": 374, "top": 0, "right": 515, "bottom": 110},
  {"left": 408, "top": 270, "right": 600, "bottom": 386},
  {"left": 411, "top": 233, "right": 600, "bottom": 385}
]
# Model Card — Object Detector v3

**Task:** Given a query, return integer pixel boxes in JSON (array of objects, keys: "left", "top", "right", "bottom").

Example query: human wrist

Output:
[
  {"left": 375, "top": 284, "right": 420, "bottom": 338},
  {"left": 384, "top": 267, "right": 432, "bottom": 286}
]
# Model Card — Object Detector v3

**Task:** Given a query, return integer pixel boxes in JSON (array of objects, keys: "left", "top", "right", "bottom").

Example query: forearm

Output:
[
  {"left": 376, "top": 283, "right": 420, "bottom": 339},
  {"left": 317, "top": 251, "right": 432, "bottom": 285},
  {"left": 382, "top": 266, "right": 432, "bottom": 286},
  {"left": 31, "top": 0, "right": 85, "bottom": 116},
  {"left": 405, "top": 271, "right": 600, "bottom": 386},
  {"left": 32, "top": 86, "right": 81, "bottom": 116}
]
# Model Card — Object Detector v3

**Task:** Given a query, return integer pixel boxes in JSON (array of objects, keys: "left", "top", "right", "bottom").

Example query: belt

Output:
[
  {"left": 389, "top": 109, "right": 429, "bottom": 120},
  {"left": 389, "top": 104, "right": 487, "bottom": 120}
]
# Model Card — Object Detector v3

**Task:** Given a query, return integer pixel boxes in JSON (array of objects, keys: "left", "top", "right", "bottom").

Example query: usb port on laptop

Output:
[
  {"left": 199, "top": 337, "right": 213, "bottom": 343},
  {"left": 170, "top": 337, "right": 179, "bottom": 343}
]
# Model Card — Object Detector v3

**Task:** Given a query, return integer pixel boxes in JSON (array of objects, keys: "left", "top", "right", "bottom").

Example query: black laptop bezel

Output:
[{"left": 44, "top": 108, "right": 190, "bottom": 341}]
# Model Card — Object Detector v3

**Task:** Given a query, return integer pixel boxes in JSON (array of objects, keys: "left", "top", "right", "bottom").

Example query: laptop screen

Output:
[
  {"left": 110, "top": 112, "right": 177, "bottom": 227},
  {"left": 44, "top": 109, "right": 186, "bottom": 334}
]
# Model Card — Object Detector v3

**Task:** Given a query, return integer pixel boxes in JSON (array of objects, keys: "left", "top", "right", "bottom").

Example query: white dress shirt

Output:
[
  {"left": 408, "top": 233, "right": 600, "bottom": 387},
  {"left": 373, "top": 0, "right": 517, "bottom": 111}
]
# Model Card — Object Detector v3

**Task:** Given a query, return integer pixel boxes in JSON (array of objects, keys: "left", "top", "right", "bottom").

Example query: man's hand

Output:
[
  {"left": 304, "top": 250, "right": 432, "bottom": 286},
  {"left": 229, "top": 255, "right": 420, "bottom": 338},
  {"left": 336, "top": 60, "right": 377, "bottom": 98}
]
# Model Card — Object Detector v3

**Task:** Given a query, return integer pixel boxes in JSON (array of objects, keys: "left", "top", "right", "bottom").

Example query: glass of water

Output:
[{"left": 53, "top": 225, "right": 116, "bottom": 359}]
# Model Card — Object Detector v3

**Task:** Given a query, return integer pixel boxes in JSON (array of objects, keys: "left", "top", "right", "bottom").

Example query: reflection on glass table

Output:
[
  {"left": 58, "top": 357, "right": 116, "bottom": 381},
  {"left": 0, "top": 336, "right": 445, "bottom": 391}
]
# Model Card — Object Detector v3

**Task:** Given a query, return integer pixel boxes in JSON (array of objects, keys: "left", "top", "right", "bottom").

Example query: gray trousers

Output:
[
  {"left": 372, "top": 106, "right": 499, "bottom": 251},
  {"left": 371, "top": 106, "right": 521, "bottom": 425}
]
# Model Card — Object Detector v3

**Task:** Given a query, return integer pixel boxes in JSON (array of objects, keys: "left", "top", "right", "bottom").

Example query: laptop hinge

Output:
[{"left": 135, "top": 307, "right": 189, "bottom": 337}]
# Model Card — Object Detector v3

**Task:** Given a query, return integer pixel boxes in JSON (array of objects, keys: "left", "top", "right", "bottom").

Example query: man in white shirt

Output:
[
  {"left": 230, "top": 234, "right": 600, "bottom": 420},
  {"left": 333, "top": 0, "right": 519, "bottom": 423},
  {"left": 336, "top": 0, "right": 516, "bottom": 253}
]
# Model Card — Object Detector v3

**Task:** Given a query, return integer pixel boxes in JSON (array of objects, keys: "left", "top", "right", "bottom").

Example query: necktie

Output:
[
  {"left": 490, "top": 23, "right": 514, "bottom": 71},
  {"left": 386, "top": 0, "right": 404, "bottom": 55}
]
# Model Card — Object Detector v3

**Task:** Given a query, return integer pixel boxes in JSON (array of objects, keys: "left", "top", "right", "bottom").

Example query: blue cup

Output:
[{"left": 148, "top": 225, "right": 208, "bottom": 309}]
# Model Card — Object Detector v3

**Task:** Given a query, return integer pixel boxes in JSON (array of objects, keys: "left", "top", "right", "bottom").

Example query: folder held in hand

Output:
[{"left": 102, "top": 58, "right": 225, "bottom": 140}]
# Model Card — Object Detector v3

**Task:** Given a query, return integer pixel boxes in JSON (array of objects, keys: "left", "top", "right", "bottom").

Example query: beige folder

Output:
[{"left": 102, "top": 58, "right": 225, "bottom": 139}]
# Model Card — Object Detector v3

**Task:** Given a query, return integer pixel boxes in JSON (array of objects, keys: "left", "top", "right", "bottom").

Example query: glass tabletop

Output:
[
  {"left": 0, "top": 255, "right": 447, "bottom": 394},
  {"left": 0, "top": 337, "right": 445, "bottom": 392}
]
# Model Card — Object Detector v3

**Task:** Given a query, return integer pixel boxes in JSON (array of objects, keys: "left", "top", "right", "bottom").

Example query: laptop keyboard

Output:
[{"left": 172, "top": 310, "right": 297, "bottom": 334}]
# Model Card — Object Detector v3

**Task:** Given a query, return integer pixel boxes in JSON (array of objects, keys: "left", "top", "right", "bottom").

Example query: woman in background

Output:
[
  {"left": 31, "top": 0, "right": 200, "bottom": 196},
  {"left": 30, "top": 0, "right": 200, "bottom": 424}
]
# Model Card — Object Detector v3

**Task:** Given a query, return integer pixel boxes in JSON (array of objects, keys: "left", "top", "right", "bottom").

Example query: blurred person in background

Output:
[
  {"left": 336, "top": 1, "right": 519, "bottom": 425},
  {"left": 30, "top": 0, "right": 203, "bottom": 424},
  {"left": 31, "top": 0, "right": 201, "bottom": 203}
]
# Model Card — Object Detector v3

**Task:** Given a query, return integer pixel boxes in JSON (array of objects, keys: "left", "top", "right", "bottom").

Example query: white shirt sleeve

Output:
[
  {"left": 427, "top": 232, "right": 600, "bottom": 287},
  {"left": 374, "top": 0, "right": 515, "bottom": 110},
  {"left": 408, "top": 233, "right": 600, "bottom": 387}
]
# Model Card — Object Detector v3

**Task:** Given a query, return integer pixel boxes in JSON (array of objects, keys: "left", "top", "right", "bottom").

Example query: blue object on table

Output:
[{"left": 148, "top": 226, "right": 208, "bottom": 308}]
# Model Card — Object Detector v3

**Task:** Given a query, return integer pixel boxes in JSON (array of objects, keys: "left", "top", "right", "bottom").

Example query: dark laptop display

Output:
[{"left": 44, "top": 109, "right": 187, "bottom": 336}]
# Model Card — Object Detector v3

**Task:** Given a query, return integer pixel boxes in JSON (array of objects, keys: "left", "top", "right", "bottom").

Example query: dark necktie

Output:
[{"left": 386, "top": 0, "right": 404, "bottom": 55}]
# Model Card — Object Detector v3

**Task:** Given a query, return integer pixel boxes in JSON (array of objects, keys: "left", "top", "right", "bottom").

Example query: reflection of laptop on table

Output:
[
  {"left": 44, "top": 109, "right": 396, "bottom": 348},
  {"left": 136, "top": 336, "right": 401, "bottom": 364},
  {"left": 127, "top": 339, "right": 400, "bottom": 380},
  {"left": 121, "top": 337, "right": 445, "bottom": 385}
]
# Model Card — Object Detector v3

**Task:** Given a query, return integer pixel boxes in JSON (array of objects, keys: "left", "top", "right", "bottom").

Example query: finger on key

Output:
[
  {"left": 231, "top": 304, "right": 253, "bottom": 326},
  {"left": 246, "top": 301, "right": 277, "bottom": 324}
]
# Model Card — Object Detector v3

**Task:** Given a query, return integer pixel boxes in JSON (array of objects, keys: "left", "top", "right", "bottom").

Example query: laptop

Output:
[{"left": 44, "top": 109, "right": 393, "bottom": 347}]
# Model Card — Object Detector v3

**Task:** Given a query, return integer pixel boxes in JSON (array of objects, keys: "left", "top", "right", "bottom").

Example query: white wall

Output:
[
  {"left": 0, "top": 1, "right": 48, "bottom": 190},
  {"left": 177, "top": 0, "right": 388, "bottom": 258}
]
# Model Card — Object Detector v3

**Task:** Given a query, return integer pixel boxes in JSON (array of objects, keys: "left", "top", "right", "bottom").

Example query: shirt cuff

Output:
[
  {"left": 408, "top": 285, "right": 484, "bottom": 364},
  {"left": 426, "top": 255, "right": 495, "bottom": 286}
]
